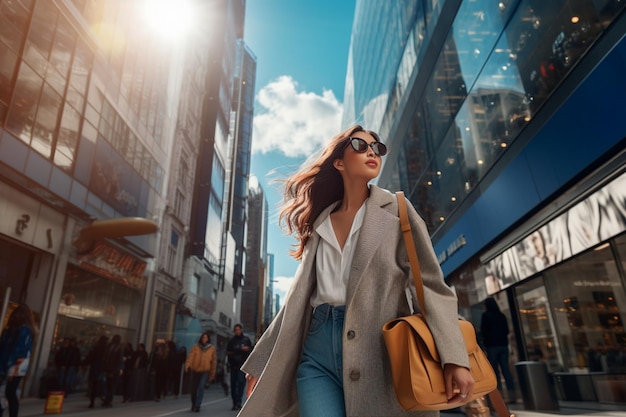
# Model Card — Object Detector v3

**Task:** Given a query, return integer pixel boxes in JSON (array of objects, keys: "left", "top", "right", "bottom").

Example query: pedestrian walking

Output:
[
  {"left": 131, "top": 343, "right": 149, "bottom": 401},
  {"left": 226, "top": 323, "right": 251, "bottom": 410},
  {"left": 102, "top": 334, "right": 122, "bottom": 407},
  {"left": 239, "top": 125, "right": 474, "bottom": 416},
  {"left": 170, "top": 343, "right": 186, "bottom": 398},
  {"left": 185, "top": 332, "right": 216, "bottom": 413},
  {"left": 85, "top": 335, "right": 108, "bottom": 408},
  {"left": 150, "top": 339, "right": 169, "bottom": 402},
  {"left": 0, "top": 303, "right": 36, "bottom": 417},
  {"left": 480, "top": 297, "right": 516, "bottom": 403},
  {"left": 121, "top": 342, "right": 134, "bottom": 402}
]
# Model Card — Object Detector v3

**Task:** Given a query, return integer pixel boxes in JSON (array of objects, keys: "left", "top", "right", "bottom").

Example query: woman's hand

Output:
[
  {"left": 444, "top": 363, "right": 474, "bottom": 404},
  {"left": 245, "top": 373, "right": 258, "bottom": 397}
]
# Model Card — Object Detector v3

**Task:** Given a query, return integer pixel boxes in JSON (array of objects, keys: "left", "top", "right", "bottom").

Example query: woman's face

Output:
[
  {"left": 336, "top": 131, "right": 383, "bottom": 182},
  {"left": 200, "top": 334, "right": 209, "bottom": 344}
]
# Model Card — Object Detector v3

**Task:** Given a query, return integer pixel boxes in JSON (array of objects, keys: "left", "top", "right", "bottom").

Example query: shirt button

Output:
[
  {"left": 350, "top": 370, "right": 360, "bottom": 381},
  {"left": 347, "top": 330, "right": 355, "bottom": 339}
]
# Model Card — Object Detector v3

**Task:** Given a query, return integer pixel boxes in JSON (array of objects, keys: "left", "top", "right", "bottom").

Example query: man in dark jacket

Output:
[
  {"left": 64, "top": 338, "right": 81, "bottom": 395},
  {"left": 226, "top": 324, "right": 252, "bottom": 410},
  {"left": 102, "top": 335, "right": 122, "bottom": 407},
  {"left": 480, "top": 297, "right": 516, "bottom": 403}
]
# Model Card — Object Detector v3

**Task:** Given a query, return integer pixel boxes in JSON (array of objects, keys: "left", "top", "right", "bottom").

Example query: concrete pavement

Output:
[
  {"left": 17, "top": 385, "right": 234, "bottom": 417},
  {"left": 14, "top": 387, "right": 626, "bottom": 417}
]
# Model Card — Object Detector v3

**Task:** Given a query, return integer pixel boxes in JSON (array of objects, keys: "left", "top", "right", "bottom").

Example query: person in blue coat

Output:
[{"left": 0, "top": 304, "right": 36, "bottom": 417}]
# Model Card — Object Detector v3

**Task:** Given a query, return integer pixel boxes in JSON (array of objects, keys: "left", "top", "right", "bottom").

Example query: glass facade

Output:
[
  {"left": 230, "top": 41, "right": 257, "bottom": 290},
  {"left": 0, "top": 0, "right": 183, "bottom": 397},
  {"left": 375, "top": 0, "right": 624, "bottom": 233},
  {"left": 346, "top": 0, "right": 626, "bottom": 406},
  {"left": 1, "top": 0, "right": 169, "bottom": 223},
  {"left": 511, "top": 232, "right": 626, "bottom": 402}
]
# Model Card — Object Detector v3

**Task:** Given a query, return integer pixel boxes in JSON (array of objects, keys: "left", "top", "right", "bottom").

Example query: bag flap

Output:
[{"left": 394, "top": 315, "right": 479, "bottom": 361}]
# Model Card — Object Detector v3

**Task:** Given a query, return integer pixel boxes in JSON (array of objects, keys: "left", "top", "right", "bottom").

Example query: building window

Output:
[
  {"left": 190, "top": 273, "right": 200, "bottom": 295},
  {"left": 174, "top": 188, "right": 185, "bottom": 220},
  {"left": 166, "top": 229, "right": 179, "bottom": 276}
]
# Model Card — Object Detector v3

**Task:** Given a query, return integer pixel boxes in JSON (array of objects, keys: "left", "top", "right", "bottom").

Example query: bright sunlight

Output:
[{"left": 141, "top": 0, "right": 196, "bottom": 41}]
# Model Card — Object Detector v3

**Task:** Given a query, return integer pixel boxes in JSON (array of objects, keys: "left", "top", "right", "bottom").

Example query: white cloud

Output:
[
  {"left": 271, "top": 275, "right": 294, "bottom": 303},
  {"left": 252, "top": 76, "right": 343, "bottom": 158}
]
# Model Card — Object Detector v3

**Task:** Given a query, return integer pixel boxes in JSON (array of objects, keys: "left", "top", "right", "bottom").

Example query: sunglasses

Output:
[{"left": 345, "top": 137, "right": 388, "bottom": 156}]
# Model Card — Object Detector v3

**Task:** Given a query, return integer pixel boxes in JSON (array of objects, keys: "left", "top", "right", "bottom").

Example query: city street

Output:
[
  {"left": 16, "top": 386, "right": 626, "bottom": 417},
  {"left": 18, "top": 385, "right": 238, "bottom": 417}
]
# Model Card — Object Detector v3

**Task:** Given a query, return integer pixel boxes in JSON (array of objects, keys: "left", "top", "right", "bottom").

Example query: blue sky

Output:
[{"left": 244, "top": 0, "right": 356, "bottom": 300}]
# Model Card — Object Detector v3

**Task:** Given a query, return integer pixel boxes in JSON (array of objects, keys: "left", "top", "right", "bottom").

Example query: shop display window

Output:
[
  {"left": 57, "top": 264, "right": 142, "bottom": 333},
  {"left": 543, "top": 241, "right": 626, "bottom": 373},
  {"left": 515, "top": 277, "right": 563, "bottom": 372}
]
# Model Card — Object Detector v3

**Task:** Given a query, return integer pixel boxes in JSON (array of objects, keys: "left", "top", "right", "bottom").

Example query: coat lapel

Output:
[{"left": 346, "top": 186, "right": 398, "bottom": 306}]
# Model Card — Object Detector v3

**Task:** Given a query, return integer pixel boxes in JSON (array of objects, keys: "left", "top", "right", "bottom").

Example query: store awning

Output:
[{"left": 74, "top": 217, "right": 158, "bottom": 254}]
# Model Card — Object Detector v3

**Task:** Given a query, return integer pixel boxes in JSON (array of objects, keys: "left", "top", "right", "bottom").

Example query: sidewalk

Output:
[
  {"left": 441, "top": 401, "right": 626, "bottom": 417},
  {"left": 16, "top": 387, "right": 230, "bottom": 416},
  {"left": 16, "top": 391, "right": 626, "bottom": 417}
]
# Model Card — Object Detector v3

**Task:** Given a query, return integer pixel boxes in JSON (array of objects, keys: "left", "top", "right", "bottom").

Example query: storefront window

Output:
[
  {"left": 544, "top": 242, "right": 626, "bottom": 373},
  {"left": 515, "top": 277, "right": 563, "bottom": 372},
  {"left": 152, "top": 296, "right": 175, "bottom": 343},
  {"left": 57, "top": 264, "right": 142, "bottom": 340},
  {"left": 616, "top": 233, "right": 626, "bottom": 281}
]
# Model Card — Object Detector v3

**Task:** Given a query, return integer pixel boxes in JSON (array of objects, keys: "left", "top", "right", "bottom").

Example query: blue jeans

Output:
[
  {"left": 230, "top": 368, "right": 246, "bottom": 406},
  {"left": 64, "top": 367, "right": 77, "bottom": 394},
  {"left": 487, "top": 345, "right": 515, "bottom": 392},
  {"left": 297, "top": 304, "right": 345, "bottom": 417},
  {"left": 190, "top": 371, "right": 209, "bottom": 408}
]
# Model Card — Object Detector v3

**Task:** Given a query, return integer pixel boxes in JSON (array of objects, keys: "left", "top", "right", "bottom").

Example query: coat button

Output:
[
  {"left": 350, "top": 370, "right": 360, "bottom": 381},
  {"left": 347, "top": 330, "right": 355, "bottom": 339}
]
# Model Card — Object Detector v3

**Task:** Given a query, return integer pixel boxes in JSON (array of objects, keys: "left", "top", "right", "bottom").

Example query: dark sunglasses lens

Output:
[
  {"left": 373, "top": 142, "right": 387, "bottom": 156},
  {"left": 350, "top": 138, "right": 368, "bottom": 152},
  {"left": 349, "top": 137, "right": 387, "bottom": 156}
]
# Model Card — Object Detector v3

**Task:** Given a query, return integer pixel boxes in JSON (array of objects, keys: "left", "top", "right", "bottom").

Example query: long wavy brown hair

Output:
[
  {"left": 5, "top": 303, "right": 37, "bottom": 336},
  {"left": 279, "top": 124, "right": 382, "bottom": 260}
]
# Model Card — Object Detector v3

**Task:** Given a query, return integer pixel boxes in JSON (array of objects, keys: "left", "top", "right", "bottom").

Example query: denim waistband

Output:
[{"left": 312, "top": 303, "right": 345, "bottom": 320}]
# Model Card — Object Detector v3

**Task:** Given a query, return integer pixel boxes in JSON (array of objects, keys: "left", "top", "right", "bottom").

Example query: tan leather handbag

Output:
[{"left": 382, "top": 192, "right": 511, "bottom": 417}]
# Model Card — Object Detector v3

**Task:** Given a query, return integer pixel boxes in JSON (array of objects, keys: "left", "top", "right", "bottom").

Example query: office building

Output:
[
  {"left": 0, "top": 0, "right": 256, "bottom": 397},
  {"left": 0, "top": 0, "right": 186, "bottom": 395},
  {"left": 345, "top": 0, "right": 626, "bottom": 405},
  {"left": 241, "top": 176, "right": 269, "bottom": 341}
]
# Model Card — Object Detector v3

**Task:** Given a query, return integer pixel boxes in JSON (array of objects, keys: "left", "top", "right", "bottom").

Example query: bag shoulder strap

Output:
[
  {"left": 395, "top": 192, "right": 513, "bottom": 417},
  {"left": 396, "top": 191, "right": 427, "bottom": 318}
]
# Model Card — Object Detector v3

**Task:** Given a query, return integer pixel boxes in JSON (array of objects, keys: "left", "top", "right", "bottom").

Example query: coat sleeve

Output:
[
  {"left": 404, "top": 197, "right": 470, "bottom": 368},
  {"left": 240, "top": 304, "right": 286, "bottom": 377}
]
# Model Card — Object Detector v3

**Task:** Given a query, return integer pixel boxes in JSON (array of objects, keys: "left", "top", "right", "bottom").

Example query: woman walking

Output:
[
  {"left": 185, "top": 332, "right": 216, "bottom": 412},
  {"left": 0, "top": 304, "right": 36, "bottom": 417},
  {"left": 240, "top": 125, "right": 474, "bottom": 416}
]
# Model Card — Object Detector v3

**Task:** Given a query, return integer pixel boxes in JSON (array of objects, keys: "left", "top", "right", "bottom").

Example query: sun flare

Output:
[{"left": 142, "top": 0, "right": 195, "bottom": 41}]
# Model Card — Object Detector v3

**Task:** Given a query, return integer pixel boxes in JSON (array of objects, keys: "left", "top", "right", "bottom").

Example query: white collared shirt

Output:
[{"left": 310, "top": 199, "right": 368, "bottom": 307}]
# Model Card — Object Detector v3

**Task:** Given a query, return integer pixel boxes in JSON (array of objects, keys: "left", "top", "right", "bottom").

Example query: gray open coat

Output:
[{"left": 239, "top": 185, "right": 469, "bottom": 417}]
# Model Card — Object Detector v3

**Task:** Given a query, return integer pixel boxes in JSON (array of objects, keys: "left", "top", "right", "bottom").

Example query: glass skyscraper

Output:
[{"left": 345, "top": 0, "right": 626, "bottom": 405}]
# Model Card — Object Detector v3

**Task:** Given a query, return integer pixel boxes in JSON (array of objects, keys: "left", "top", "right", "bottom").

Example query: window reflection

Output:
[
  {"left": 0, "top": 43, "right": 18, "bottom": 107},
  {"left": 27, "top": 0, "right": 57, "bottom": 60},
  {"left": 54, "top": 104, "right": 81, "bottom": 171},
  {"left": 50, "top": 15, "right": 75, "bottom": 81},
  {"left": 0, "top": 0, "right": 31, "bottom": 53},
  {"left": 515, "top": 277, "right": 564, "bottom": 372},
  {"left": 32, "top": 83, "right": 62, "bottom": 158},
  {"left": 384, "top": 0, "right": 623, "bottom": 234},
  {"left": 6, "top": 63, "right": 43, "bottom": 144},
  {"left": 69, "top": 39, "right": 91, "bottom": 98},
  {"left": 544, "top": 242, "right": 626, "bottom": 372},
  {"left": 505, "top": 1, "right": 602, "bottom": 114}
]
